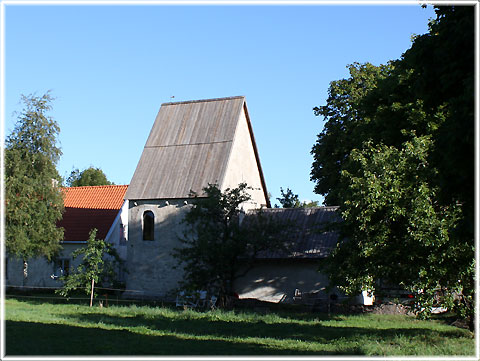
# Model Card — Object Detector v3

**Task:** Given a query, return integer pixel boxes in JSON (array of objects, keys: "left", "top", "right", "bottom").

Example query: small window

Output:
[
  {"left": 54, "top": 258, "right": 70, "bottom": 276},
  {"left": 143, "top": 211, "right": 154, "bottom": 241}
]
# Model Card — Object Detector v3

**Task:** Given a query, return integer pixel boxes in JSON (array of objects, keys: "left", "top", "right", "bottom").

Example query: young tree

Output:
[
  {"left": 172, "top": 183, "right": 294, "bottom": 304},
  {"left": 66, "top": 166, "right": 113, "bottom": 187},
  {"left": 56, "top": 228, "right": 124, "bottom": 306},
  {"left": 5, "top": 93, "right": 64, "bottom": 270}
]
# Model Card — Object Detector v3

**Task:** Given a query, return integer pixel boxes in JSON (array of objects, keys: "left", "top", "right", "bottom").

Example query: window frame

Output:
[{"left": 54, "top": 258, "right": 70, "bottom": 276}]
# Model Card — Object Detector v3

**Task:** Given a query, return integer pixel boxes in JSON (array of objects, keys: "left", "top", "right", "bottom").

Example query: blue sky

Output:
[{"left": 4, "top": 3, "right": 436, "bottom": 205}]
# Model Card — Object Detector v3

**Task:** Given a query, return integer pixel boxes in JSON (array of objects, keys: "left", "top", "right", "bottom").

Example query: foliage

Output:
[
  {"left": 173, "top": 183, "right": 294, "bottom": 300},
  {"left": 320, "top": 135, "right": 471, "bottom": 317},
  {"left": 5, "top": 298, "right": 474, "bottom": 356},
  {"left": 5, "top": 92, "right": 64, "bottom": 262},
  {"left": 66, "top": 166, "right": 113, "bottom": 187},
  {"left": 56, "top": 229, "right": 124, "bottom": 298},
  {"left": 311, "top": 6, "right": 474, "bottom": 324},
  {"left": 275, "top": 187, "right": 320, "bottom": 208},
  {"left": 276, "top": 187, "right": 302, "bottom": 208}
]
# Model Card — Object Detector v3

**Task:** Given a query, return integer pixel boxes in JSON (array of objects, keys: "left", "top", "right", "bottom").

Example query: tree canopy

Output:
[
  {"left": 276, "top": 187, "right": 320, "bottom": 208},
  {"left": 66, "top": 167, "right": 113, "bottom": 187},
  {"left": 276, "top": 187, "right": 302, "bottom": 208},
  {"left": 172, "top": 183, "right": 294, "bottom": 303},
  {"left": 311, "top": 6, "right": 474, "bottom": 322},
  {"left": 5, "top": 93, "right": 64, "bottom": 262}
]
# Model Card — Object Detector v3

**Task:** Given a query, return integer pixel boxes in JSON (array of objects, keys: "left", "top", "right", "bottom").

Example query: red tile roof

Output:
[
  {"left": 62, "top": 185, "right": 128, "bottom": 209},
  {"left": 58, "top": 185, "right": 128, "bottom": 242}
]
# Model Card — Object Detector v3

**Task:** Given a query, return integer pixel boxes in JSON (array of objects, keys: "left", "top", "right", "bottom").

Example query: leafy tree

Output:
[
  {"left": 311, "top": 6, "right": 474, "bottom": 326},
  {"left": 56, "top": 228, "right": 124, "bottom": 305},
  {"left": 302, "top": 200, "right": 320, "bottom": 208},
  {"left": 276, "top": 187, "right": 320, "bottom": 208},
  {"left": 321, "top": 135, "right": 470, "bottom": 316},
  {"left": 276, "top": 187, "right": 302, "bottom": 208},
  {"left": 5, "top": 93, "right": 64, "bottom": 267},
  {"left": 172, "top": 183, "right": 294, "bottom": 304},
  {"left": 66, "top": 166, "right": 113, "bottom": 187}
]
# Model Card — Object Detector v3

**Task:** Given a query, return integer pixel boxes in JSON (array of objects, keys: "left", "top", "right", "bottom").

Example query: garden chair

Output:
[{"left": 209, "top": 295, "right": 218, "bottom": 310}]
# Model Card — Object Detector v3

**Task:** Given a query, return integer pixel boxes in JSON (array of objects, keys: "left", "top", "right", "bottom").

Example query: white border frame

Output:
[{"left": 0, "top": 1, "right": 478, "bottom": 361}]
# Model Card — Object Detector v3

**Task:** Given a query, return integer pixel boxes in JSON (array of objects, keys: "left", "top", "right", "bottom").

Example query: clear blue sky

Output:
[{"left": 4, "top": 3, "right": 436, "bottom": 205}]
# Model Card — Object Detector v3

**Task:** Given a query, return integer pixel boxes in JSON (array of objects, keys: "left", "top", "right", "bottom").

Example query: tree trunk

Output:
[{"left": 90, "top": 278, "right": 95, "bottom": 307}]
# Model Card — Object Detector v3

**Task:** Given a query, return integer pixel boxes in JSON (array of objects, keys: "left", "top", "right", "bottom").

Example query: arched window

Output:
[{"left": 143, "top": 211, "right": 154, "bottom": 241}]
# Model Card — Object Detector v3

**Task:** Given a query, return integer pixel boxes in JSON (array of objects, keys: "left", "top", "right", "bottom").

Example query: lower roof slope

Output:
[{"left": 245, "top": 206, "right": 341, "bottom": 259}]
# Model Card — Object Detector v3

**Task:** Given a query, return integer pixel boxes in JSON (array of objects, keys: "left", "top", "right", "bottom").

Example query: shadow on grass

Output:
[
  {"left": 64, "top": 311, "right": 469, "bottom": 345},
  {"left": 5, "top": 320, "right": 362, "bottom": 356}
]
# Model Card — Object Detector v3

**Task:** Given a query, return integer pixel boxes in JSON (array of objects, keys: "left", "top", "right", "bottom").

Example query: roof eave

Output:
[{"left": 242, "top": 100, "right": 271, "bottom": 208}]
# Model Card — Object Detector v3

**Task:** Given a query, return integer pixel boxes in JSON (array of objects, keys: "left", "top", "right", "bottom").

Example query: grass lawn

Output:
[{"left": 4, "top": 297, "right": 475, "bottom": 356}]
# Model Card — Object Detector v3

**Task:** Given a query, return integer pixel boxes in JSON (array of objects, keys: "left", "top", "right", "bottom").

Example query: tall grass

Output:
[{"left": 4, "top": 298, "right": 475, "bottom": 356}]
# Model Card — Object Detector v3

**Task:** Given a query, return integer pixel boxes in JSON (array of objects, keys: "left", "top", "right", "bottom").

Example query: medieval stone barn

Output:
[
  {"left": 123, "top": 96, "right": 271, "bottom": 299},
  {"left": 120, "top": 95, "right": 360, "bottom": 304}
]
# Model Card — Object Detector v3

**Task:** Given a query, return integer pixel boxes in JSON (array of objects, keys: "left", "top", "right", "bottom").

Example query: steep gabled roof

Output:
[
  {"left": 245, "top": 206, "right": 341, "bottom": 259},
  {"left": 58, "top": 185, "right": 128, "bottom": 242},
  {"left": 125, "top": 96, "right": 269, "bottom": 203}
]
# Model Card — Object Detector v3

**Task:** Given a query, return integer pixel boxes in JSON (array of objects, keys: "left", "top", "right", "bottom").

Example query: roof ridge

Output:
[
  {"left": 247, "top": 206, "right": 339, "bottom": 213},
  {"left": 63, "top": 184, "right": 128, "bottom": 190},
  {"left": 161, "top": 95, "right": 245, "bottom": 106}
]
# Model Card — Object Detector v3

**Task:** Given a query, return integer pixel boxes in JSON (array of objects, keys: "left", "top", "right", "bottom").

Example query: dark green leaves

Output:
[
  {"left": 312, "top": 6, "right": 474, "bottom": 323},
  {"left": 173, "top": 183, "right": 294, "bottom": 299},
  {"left": 5, "top": 92, "right": 64, "bottom": 261},
  {"left": 66, "top": 167, "right": 113, "bottom": 187}
]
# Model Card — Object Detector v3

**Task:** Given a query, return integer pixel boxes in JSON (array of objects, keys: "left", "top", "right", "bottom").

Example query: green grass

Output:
[{"left": 5, "top": 297, "right": 475, "bottom": 356}]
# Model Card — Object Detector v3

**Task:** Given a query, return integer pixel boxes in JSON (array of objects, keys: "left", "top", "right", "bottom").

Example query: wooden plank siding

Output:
[{"left": 125, "top": 96, "right": 259, "bottom": 200}]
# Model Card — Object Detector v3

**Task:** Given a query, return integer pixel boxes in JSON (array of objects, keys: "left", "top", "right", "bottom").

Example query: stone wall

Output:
[
  {"left": 124, "top": 198, "right": 190, "bottom": 300},
  {"left": 5, "top": 243, "right": 85, "bottom": 291},
  {"left": 234, "top": 259, "right": 335, "bottom": 303}
]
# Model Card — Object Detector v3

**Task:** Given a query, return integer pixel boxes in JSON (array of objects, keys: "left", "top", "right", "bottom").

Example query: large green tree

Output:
[
  {"left": 66, "top": 166, "right": 113, "bottom": 187},
  {"left": 5, "top": 93, "right": 64, "bottom": 266},
  {"left": 172, "top": 183, "right": 294, "bottom": 304},
  {"left": 311, "top": 6, "right": 474, "bottom": 324}
]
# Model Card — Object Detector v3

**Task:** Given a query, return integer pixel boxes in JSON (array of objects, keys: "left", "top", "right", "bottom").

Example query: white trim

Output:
[{"left": 104, "top": 200, "right": 127, "bottom": 242}]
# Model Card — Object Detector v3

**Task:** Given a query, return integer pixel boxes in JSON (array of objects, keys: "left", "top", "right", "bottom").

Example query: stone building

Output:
[{"left": 123, "top": 96, "right": 270, "bottom": 299}]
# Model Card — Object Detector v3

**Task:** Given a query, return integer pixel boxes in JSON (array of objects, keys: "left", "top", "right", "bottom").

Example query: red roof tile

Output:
[
  {"left": 62, "top": 185, "right": 128, "bottom": 209},
  {"left": 58, "top": 185, "right": 128, "bottom": 242}
]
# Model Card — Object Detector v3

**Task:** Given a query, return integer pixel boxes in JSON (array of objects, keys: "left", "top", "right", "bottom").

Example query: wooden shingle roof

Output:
[
  {"left": 246, "top": 207, "right": 342, "bottom": 259},
  {"left": 125, "top": 96, "right": 268, "bottom": 201}
]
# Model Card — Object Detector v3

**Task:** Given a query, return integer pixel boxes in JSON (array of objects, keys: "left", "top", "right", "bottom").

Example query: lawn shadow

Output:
[
  {"left": 63, "top": 310, "right": 470, "bottom": 350},
  {"left": 5, "top": 320, "right": 361, "bottom": 356}
]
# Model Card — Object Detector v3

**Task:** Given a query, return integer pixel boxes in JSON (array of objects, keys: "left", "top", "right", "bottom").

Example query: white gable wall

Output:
[
  {"left": 221, "top": 107, "right": 268, "bottom": 210},
  {"left": 124, "top": 199, "right": 191, "bottom": 300}
]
